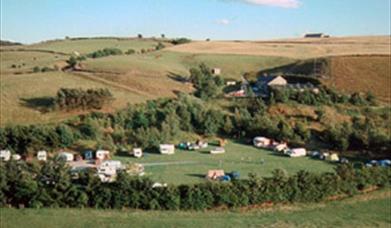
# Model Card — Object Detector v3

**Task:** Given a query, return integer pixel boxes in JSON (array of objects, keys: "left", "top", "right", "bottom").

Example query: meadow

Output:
[
  {"left": 113, "top": 141, "right": 335, "bottom": 184},
  {"left": 1, "top": 189, "right": 389, "bottom": 228}
]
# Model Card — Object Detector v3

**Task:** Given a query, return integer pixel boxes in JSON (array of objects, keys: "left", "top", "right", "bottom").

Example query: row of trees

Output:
[
  {"left": 1, "top": 160, "right": 389, "bottom": 209},
  {"left": 54, "top": 88, "right": 114, "bottom": 111},
  {"left": 86, "top": 48, "right": 123, "bottom": 58},
  {"left": 189, "top": 64, "right": 224, "bottom": 100},
  {"left": 270, "top": 87, "right": 376, "bottom": 106}
]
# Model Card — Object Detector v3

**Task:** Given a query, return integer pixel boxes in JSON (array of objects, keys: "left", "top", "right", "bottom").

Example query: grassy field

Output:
[
  {"left": 83, "top": 51, "right": 295, "bottom": 79},
  {"left": 326, "top": 55, "right": 391, "bottom": 103},
  {"left": 1, "top": 189, "right": 390, "bottom": 228},
  {"left": 113, "top": 141, "right": 334, "bottom": 184},
  {"left": 25, "top": 38, "right": 163, "bottom": 54},
  {"left": 0, "top": 71, "right": 149, "bottom": 126},
  {"left": 167, "top": 36, "right": 391, "bottom": 59}
]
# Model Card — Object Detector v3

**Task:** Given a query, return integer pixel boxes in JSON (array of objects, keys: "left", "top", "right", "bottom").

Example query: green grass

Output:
[
  {"left": 26, "top": 38, "right": 161, "bottom": 54},
  {"left": 113, "top": 141, "right": 334, "bottom": 184},
  {"left": 1, "top": 190, "right": 389, "bottom": 228},
  {"left": 84, "top": 51, "right": 295, "bottom": 79}
]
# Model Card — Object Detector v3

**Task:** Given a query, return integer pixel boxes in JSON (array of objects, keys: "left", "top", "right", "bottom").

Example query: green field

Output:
[
  {"left": 113, "top": 141, "right": 334, "bottom": 184},
  {"left": 1, "top": 189, "right": 389, "bottom": 228}
]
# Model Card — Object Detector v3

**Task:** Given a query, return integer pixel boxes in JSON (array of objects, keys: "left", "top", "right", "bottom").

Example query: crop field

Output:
[
  {"left": 1, "top": 189, "right": 389, "bottom": 228},
  {"left": 167, "top": 36, "right": 391, "bottom": 59},
  {"left": 113, "top": 141, "right": 335, "bottom": 184}
]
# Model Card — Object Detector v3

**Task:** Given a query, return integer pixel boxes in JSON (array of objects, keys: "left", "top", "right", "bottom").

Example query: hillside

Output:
[
  {"left": 166, "top": 36, "right": 391, "bottom": 59},
  {"left": 1, "top": 36, "right": 390, "bottom": 126}
]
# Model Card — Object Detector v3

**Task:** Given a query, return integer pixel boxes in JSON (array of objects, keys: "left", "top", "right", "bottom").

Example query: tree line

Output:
[
  {"left": 0, "top": 160, "right": 389, "bottom": 210},
  {"left": 54, "top": 88, "right": 114, "bottom": 111}
]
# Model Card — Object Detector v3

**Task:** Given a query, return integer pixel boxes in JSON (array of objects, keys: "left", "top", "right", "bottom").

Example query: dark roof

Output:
[
  {"left": 304, "top": 33, "right": 324, "bottom": 38},
  {"left": 257, "top": 75, "right": 279, "bottom": 84}
]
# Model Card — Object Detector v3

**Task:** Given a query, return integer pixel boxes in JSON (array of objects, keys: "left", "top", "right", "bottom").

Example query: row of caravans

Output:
[{"left": 253, "top": 137, "right": 307, "bottom": 158}]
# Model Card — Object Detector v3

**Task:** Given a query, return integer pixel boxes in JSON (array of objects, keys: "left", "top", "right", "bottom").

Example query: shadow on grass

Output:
[
  {"left": 167, "top": 72, "right": 188, "bottom": 83},
  {"left": 20, "top": 97, "right": 55, "bottom": 113},
  {"left": 186, "top": 173, "right": 206, "bottom": 179}
]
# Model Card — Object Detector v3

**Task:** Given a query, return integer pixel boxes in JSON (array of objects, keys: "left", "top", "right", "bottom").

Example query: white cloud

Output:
[
  {"left": 229, "top": 0, "right": 301, "bottom": 8},
  {"left": 216, "top": 19, "right": 230, "bottom": 25}
]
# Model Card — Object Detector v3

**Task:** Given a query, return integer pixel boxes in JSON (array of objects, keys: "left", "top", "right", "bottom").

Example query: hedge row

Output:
[{"left": 1, "top": 160, "right": 390, "bottom": 210}]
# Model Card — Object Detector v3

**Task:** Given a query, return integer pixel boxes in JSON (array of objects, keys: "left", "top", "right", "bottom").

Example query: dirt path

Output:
[{"left": 141, "top": 161, "right": 198, "bottom": 167}]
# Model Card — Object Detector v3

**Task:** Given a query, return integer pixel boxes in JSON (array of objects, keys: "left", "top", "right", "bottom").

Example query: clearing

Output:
[{"left": 113, "top": 141, "right": 334, "bottom": 184}]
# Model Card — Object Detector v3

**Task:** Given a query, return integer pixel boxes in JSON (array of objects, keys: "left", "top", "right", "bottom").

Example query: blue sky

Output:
[{"left": 1, "top": 0, "right": 390, "bottom": 43}]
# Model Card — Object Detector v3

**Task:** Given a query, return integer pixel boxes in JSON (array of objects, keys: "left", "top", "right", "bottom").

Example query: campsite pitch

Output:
[{"left": 114, "top": 141, "right": 334, "bottom": 184}]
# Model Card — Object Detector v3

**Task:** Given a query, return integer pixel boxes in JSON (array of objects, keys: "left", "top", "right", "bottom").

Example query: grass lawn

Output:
[
  {"left": 1, "top": 189, "right": 390, "bottom": 228},
  {"left": 113, "top": 141, "right": 335, "bottom": 184}
]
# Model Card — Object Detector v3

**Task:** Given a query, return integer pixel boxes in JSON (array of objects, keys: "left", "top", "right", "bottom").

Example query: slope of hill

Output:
[
  {"left": 166, "top": 36, "right": 391, "bottom": 59},
  {"left": 326, "top": 55, "right": 391, "bottom": 102},
  {"left": 0, "top": 40, "right": 22, "bottom": 46}
]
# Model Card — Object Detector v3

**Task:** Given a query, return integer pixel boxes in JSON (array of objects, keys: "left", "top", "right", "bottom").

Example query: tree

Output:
[
  {"left": 138, "top": 34, "right": 143, "bottom": 39},
  {"left": 161, "top": 34, "right": 165, "bottom": 39},
  {"left": 66, "top": 56, "right": 78, "bottom": 69}
]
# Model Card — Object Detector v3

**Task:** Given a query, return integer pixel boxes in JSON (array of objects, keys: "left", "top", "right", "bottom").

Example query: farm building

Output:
[
  {"left": 132, "top": 148, "right": 143, "bottom": 158},
  {"left": 211, "top": 68, "right": 221, "bottom": 75},
  {"left": 255, "top": 75, "right": 287, "bottom": 97},
  {"left": 160, "top": 144, "right": 175, "bottom": 155},
  {"left": 304, "top": 33, "right": 329, "bottom": 38},
  {"left": 37, "top": 150, "right": 47, "bottom": 161},
  {"left": 206, "top": 170, "right": 225, "bottom": 180},
  {"left": 0, "top": 150, "right": 11, "bottom": 161}
]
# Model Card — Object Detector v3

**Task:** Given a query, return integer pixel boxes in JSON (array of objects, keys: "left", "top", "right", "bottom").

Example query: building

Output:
[
  {"left": 211, "top": 68, "right": 221, "bottom": 75},
  {"left": 58, "top": 152, "right": 74, "bottom": 162},
  {"left": 304, "top": 33, "right": 329, "bottom": 38},
  {"left": 255, "top": 75, "right": 287, "bottom": 96}
]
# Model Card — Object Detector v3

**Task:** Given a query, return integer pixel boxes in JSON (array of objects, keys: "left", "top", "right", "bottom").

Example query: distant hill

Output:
[
  {"left": 0, "top": 40, "right": 22, "bottom": 46},
  {"left": 166, "top": 36, "right": 391, "bottom": 59}
]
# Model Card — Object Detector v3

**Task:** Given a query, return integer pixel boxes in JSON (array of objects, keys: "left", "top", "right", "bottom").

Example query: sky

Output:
[{"left": 1, "top": 0, "right": 390, "bottom": 44}]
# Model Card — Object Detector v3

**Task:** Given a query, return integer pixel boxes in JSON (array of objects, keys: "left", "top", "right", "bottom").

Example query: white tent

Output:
[
  {"left": 253, "top": 137, "right": 272, "bottom": 148},
  {"left": 286, "top": 148, "right": 307, "bottom": 157},
  {"left": 159, "top": 144, "right": 175, "bottom": 155},
  {"left": 0, "top": 150, "right": 11, "bottom": 161},
  {"left": 210, "top": 147, "right": 225, "bottom": 154},
  {"left": 12, "top": 154, "right": 21, "bottom": 161},
  {"left": 132, "top": 148, "right": 143, "bottom": 158}
]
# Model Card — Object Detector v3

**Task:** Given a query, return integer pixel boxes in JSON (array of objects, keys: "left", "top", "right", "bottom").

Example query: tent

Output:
[
  {"left": 210, "top": 147, "right": 225, "bottom": 154},
  {"left": 159, "top": 144, "right": 175, "bottom": 155},
  {"left": 132, "top": 148, "right": 143, "bottom": 158},
  {"left": 0, "top": 150, "right": 11, "bottom": 161},
  {"left": 206, "top": 170, "right": 225, "bottom": 180},
  {"left": 287, "top": 148, "right": 307, "bottom": 157}
]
